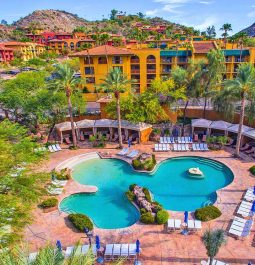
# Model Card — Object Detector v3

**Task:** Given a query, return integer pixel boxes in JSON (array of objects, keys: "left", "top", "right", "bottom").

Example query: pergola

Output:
[
  {"left": 54, "top": 121, "right": 78, "bottom": 143},
  {"left": 243, "top": 129, "right": 255, "bottom": 141},
  {"left": 209, "top": 120, "right": 233, "bottom": 136},
  {"left": 191, "top": 119, "right": 212, "bottom": 135}
]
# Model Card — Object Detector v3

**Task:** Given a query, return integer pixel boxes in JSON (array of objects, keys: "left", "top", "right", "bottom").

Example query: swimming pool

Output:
[{"left": 59, "top": 156, "right": 234, "bottom": 229}]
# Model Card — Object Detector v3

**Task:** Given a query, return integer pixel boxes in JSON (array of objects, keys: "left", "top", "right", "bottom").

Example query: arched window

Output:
[
  {"left": 70, "top": 42, "right": 75, "bottom": 50},
  {"left": 131, "top": 55, "right": 140, "bottom": 64},
  {"left": 147, "top": 55, "right": 156, "bottom": 64}
]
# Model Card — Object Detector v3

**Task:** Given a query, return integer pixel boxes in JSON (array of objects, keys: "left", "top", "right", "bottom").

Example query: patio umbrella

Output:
[
  {"left": 56, "top": 240, "right": 62, "bottom": 251},
  {"left": 136, "top": 239, "right": 140, "bottom": 254},
  {"left": 252, "top": 202, "right": 255, "bottom": 212},
  {"left": 128, "top": 138, "right": 131, "bottom": 148},
  {"left": 253, "top": 186, "right": 255, "bottom": 195},
  {"left": 184, "top": 211, "right": 188, "bottom": 224},
  {"left": 96, "top": 235, "right": 100, "bottom": 250}
]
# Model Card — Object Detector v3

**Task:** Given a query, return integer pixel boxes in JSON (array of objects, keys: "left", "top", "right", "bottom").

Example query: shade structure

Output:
[
  {"left": 209, "top": 120, "right": 232, "bottom": 135},
  {"left": 76, "top": 119, "right": 95, "bottom": 128},
  {"left": 136, "top": 239, "right": 140, "bottom": 254},
  {"left": 227, "top": 124, "right": 253, "bottom": 134},
  {"left": 184, "top": 211, "right": 188, "bottom": 223},
  {"left": 191, "top": 119, "right": 212, "bottom": 128},
  {"left": 56, "top": 240, "right": 62, "bottom": 251},
  {"left": 95, "top": 235, "right": 100, "bottom": 250},
  {"left": 54, "top": 121, "right": 78, "bottom": 143},
  {"left": 243, "top": 129, "right": 255, "bottom": 140}
]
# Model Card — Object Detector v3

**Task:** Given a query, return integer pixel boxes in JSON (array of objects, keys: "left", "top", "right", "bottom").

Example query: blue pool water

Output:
[{"left": 59, "top": 156, "right": 234, "bottom": 229}]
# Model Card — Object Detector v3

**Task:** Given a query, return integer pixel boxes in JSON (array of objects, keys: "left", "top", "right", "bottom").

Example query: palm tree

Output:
[
  {"left": 235, "top": 32, "right": 248, "bottom": 62},
  {"left": 50, "top": 64, "right": 81, "bottom": 147},
  {"left": 99, "top": 68, "right": 131, "bottom": 148},
  {"left": 220, "top": 23, "right": 232, "bottom": 46},
  {"left": 213, "top": 63, "right": 255, "bottom": 157},
  {"left": 202, "top": 229, "right": 226, "bottom": 265}
]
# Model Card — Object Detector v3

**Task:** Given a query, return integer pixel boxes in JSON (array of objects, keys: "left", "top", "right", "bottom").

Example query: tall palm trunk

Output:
[
  {"left": 67, "top": 93, "right": 77, "bottom": 147},
  {"left": 235, "top": 93, "right": 245, "bottom": 157},
  {"left": 203, "top": 97, "right": 207, "bottom": 119},
  {"left": 116, "top": 93, "right": 123, "bottom": 148},
  {"left": 209, "top": 257, "right": 214, "bottom": 265}
]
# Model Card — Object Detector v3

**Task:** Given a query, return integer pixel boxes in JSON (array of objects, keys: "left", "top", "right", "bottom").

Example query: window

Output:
[
  {"left": 112, "top": 56, "right": 123, "bottom": 64},
  {"left": 131, "top": 55, "right": 140, "bottom": 64},
  {"left": 147, "top": 55, "right": 156, "bottom": 64},
  {"left": 85, "top": 67, "right": 94, "bottom": 75},
  {"left": 84, "top": 57, "right": 93, "bottom": 64},
  {"left": 70, "top": 42, "right": 75, "bottom": 50},
  {"left": 98, "top": 57, "right": 107, "bottom": 64},
  {"left": 86, "top": 77, "right": 95, "bottom": 84}
]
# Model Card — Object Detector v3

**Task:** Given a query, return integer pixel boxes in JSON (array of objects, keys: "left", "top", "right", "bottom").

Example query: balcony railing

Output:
[
  {"left": 161, "top": 69, "right": 171, "bottom": 74},
  {"left": 161, "top": 59, "right": 172, "bottom": 64},
  {"left": 147, "top": 79, "right": 154, "bottom": 83},
  {"left": 147, "top": 69, "right": 156, "bottom": 74},
  {"left": 112, "top": 60, "right": 123, "bottom": 64},
  {"left": 131, "top": 59, "right": 140, "bottom": 64},
  {"left": 147, "top": 59, "right": 156, "bottom": 64},
  {"left": 131, "top": 69, "right": 140, "bottom": 74}
]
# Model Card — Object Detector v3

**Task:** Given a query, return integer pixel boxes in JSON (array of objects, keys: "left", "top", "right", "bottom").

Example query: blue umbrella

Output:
[
  {"left": 248, "top": 262, "right": 252, "bottom": 265},
  {"left": 251, "top": 202, "right": 255, "bottom": 212},
  {"left": 184, "top": 211, "right": 188, "bottom": 224},
  {"left": 128, "top": 138, "right": 131, "bottom": 148},
  {"left": 96, "top": 235, "right": 100, "bottom": 250},
  {"left": 253, "top": 186, "right": 255, "bottom": 195},
  {"left": 136, "top": 239, "right": 140, "bottom": 254},
  {"left": 56, "top": 240, "right": 62, "bottom": 251}
]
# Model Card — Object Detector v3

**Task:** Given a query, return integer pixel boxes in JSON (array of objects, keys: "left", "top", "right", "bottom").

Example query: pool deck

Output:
[{"left": 24, "top": 143, "right": 255, "bottom": 264}]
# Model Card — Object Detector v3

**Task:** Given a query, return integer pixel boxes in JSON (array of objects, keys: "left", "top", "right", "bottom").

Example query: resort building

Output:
[
  {"left": 0, "top": 42, "right": 46, "bottom": 61},
  {"left": 0, "top": 44, "right": 14, "bottom": 63},
  {"left": 73, "top": 42, "right": 255, "bottom": 101}
]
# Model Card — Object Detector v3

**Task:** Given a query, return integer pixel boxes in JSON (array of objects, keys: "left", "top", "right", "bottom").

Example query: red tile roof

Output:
[
  {"left": 0, "top": 45, "right": 13, "bottom": 51},
  {"left": 193, "top": 41, "right": 216, "bottom": 53},
  {"left": 72, "top": 45, "right": 133, "bottom": 57},
  {"left": 2, "top": 41, "right": 33, "bottom": 46}
]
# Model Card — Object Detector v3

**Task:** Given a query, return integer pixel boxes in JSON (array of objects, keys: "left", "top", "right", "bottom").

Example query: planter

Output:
[{"left": 42, "top": 206, "right": 58, "bottom": 213}]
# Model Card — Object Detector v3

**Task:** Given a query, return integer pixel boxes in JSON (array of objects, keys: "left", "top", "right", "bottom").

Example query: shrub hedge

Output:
[
  {"left": 143, "top": 187, "right": 152, "bottom": 203},
  {"left": 249, "top": 165, "right": 255, "bottom": 176},
  {"left": 129, "top": 184, "right": 136, "bottom": 192},
  {"left": 125, "top": 190, "right": 135, "bottom": 201},
  {"left": 140, "top": 212, "right": 155, "bottom": 224},
  {"left": 195, "top": 205, "right": 222, "bottom": 221},
  {"left": 156, "top": 210, "right": 169, "bottom": 224},
  {"left": 68, "top": 213, "right": 93, "bottom": 231},
  {"left": 40, "top": 198, "right": 58, "bottom": 209},
  {"left": 132, "top": 159, "right": 142, "bottom": 170}
]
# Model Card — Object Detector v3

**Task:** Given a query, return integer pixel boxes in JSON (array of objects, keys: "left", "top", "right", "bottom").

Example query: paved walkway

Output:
[{"left": 25, "top": 144, "right": 255, "bottom": 264}]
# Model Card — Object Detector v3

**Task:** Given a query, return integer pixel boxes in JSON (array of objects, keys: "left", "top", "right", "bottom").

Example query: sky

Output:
[{"left": 0, "top": 0, "right": 255, "bottom": 35}]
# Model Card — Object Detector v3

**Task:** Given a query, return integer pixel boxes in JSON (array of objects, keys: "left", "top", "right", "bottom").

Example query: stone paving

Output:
[{"left": 24, "top": 143, "right": 255, "bottom": 264}]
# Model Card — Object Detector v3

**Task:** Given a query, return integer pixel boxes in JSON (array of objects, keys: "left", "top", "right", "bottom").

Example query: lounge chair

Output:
[
  {"left": 52, "top": 180, "right": 67, "bottom": 186},
  {"left": 181, "top": 137, "right": 186, "bottom": 143},
  {"left": 166, "top": 137, "right": 171, "bottom": 144},
  {"left": 162, "top": 144, "right": 167, "bottom": 151},
  {"left": 52, "top": 145, "right": 59, "bottom": 152},
  {"left": 199, "top": 143, "right": 205, "bottom": 151},
  {"left": 244, "top": 188, "right": 255, "bottom": 201},
  {"left": 104, "top": 244, "right": 114, "bottom": 261},
  {"left": 196, "top": 143, "right": 201, "bottom": 151},
  {"left": 203, "top": 143, "right": 209, "bottom": 151},
  {"left": 245, "top": 147, "right": 255, "bottom": 154},
  {"left": 47, "top": 187, "right": 63, "bottom": 195},
  {"left": 201, "top": 259, "right": 229, "bottom": 265},
  {"left": 64, "top": 137, "right": 71, "bottom": 144},
  {"left": 154, "top": 144, "right": 159, "bottom": 152},
  {"left": 240, "top": 143, "right": 250, "bottom": 151},
  {"left": 127, "top": 150, "right": 139, "bottom": 158},
  {"left": 128, "top": 244, "right": 137, "bottom": 260},
  {"left": 173, "top": 144, "right": 178, "bottom": 151},
  {"left": 167, "top": 219, "right": 181, "bottom": 231},
  {"left": 184, "top": 137, "right": 189, "bottom": 143},
  {"left": 163, "top": 137, "right": 168, "bottom": 144},
  {"left": 55, "top": 144, "right": 62, "bottom": 151},
  {"left": 181, "top": 144, "right": 186, "bottom": 151},
  {"left": 177, "top": 144, "right": 182, "bottom": 151},
  {"left": 192, "top": 144, "right": 197, "bottom": 151},
  {"left": 120, "top": 244, "right": 129, "bottom": 257},
  {"left": 166, "top": 144, "right": 170, "bottom": 151},
  {"left": 189, "top": 136, "right": 193, "bottom": 143},
  {"left": 65, "top": 246, "right": 82, "bottom": 257},
  {"left": 112, "top": 244, "right": 121, "bottom": 260},
  {"left": 160, "top": 137, "right": 164, "bottom": 144},
  {"left": 177, "top": 137, "right": 181, "bottom": 143},
  {"left": 117, "top": 147, "right": 129, "bottom": 156},
  {"left": 170, "top": 137, "right": 175, "bottom": 144},
  {"left": 48, "top": 145, "right": 55, "bottom": 153},
  {"left": 28, "top": 252, "right": 38, "bottom": 262},
  {"left": 158, "top": 144, "right": 163, "bottom": 151},
  {"left": 185, "top": 144, "right": 189, "bottom": 151}
]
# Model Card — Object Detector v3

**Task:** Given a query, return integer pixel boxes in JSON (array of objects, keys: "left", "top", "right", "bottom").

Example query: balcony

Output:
[
  {"left": 147, "top": 69, "right": 156, "bottom": 74},
  {"left": 178, "top": 57, "right": 188, "bottom": 64},
  {"left": 161, "top": 69, "right": 171, "bottom": 74},
  {"left": 234, "top": 57, "right": 245, "bottom": 63},
  {"left": 131, "top": 59, "right": 140, "bottom": 64},
  {"left": 147, "top": 59, "right": 156, "bottom": 64},
  {"left": 131, "top": 69, "right": 140, "bottom": 74},
  {"left": 112, "top": 59, "right": 123, "bottom": 64},
  {"left": 161, "top": 59, "right": 172, "bottom": 64}
]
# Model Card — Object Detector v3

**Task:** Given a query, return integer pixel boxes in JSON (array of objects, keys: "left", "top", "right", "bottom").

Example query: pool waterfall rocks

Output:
[{"left": 58, "top": 152, "right": 234, "bottom": 229}]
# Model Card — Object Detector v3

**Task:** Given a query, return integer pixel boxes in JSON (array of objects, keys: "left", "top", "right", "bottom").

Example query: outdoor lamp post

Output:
[{"left": 84, "top": 227, "right": 93, "bottom": 246}]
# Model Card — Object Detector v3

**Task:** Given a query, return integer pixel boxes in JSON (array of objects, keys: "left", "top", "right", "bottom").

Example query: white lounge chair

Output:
[
  {"left": 52, "top": 145, "right": 59, "bottom": 152},
  {"left": 55, "top": 144, "right": 62, "bottom": 151},
  {"left": 181, "top": 144, "right": 186, "bottom": 151},
  {"left": 120, "top": 244, "right": 129, "bottom": 257},
  {"left": 160, "top": 137, "right": 164, "bottom": 144},
  {"left": 170, "top": 137, "right": 175, "bottom": 144},
  {"left": 28, "top": 252, "right": 38, "bottom": 262},
  {"left": 166, "top": 137, "right": 171, "bottom": 144},
  {"left": 201, "top": 259, "right": 229, "bottom": 265},
  {"left": 163, "top": 137, "right": 168, "bottom": 144},
  {"left": 173, "top": 144, "right": 178, "bottom": 151},
  {"left": 52, "top": 180, "right": 68, "bottom": 186},
  {"left": 192, "top": 144, "right": 197, "bottom": 151},
  {"left": 104, "top": 244, "right": 114, "bottom": 261},
  {"left": 48, "top": 145, "right": 55, "bottom": 152},
  {"left": 162, "top": 144, "right": 167, "bottom": 151},
  {"left": 167, "top": 219, "right": 175, "bottom": 231},
  {"left": 196, "top": 143, "right": 201, "bottom": 151},
  {"left": 177, "top": 144, "right": 182, "bottom": 151},
  {"left": 199, "top": 143, "right": 205, "bottom": 151},
  {"left": 113, "top": 244, "right": 121, "bottom": 260},
  {"left": 128, "top": 244, "right": 137, "bottom": 260},
  {"left": 154, "top": 144, "right": 159, "bottom": 152},
  {"left": 185, "top": 144, "right": 190, "bottom": 151},
  {"left": 203, "top": 143, "right": 209, "bottom": 151},
  {"left": 117, "top": 148, "right": 129, "bottom": 156},
  {"left": 127, "top": 150, "right": 139, "bottom": 158}
]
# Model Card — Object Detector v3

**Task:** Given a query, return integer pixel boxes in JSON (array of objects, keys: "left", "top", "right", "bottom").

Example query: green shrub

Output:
[
  {"left": 156, "top": 210, "right": 169, "bottom": 224},
  {"left": 140, "top": 208, "right": 147, "bottom": 215},
  {"left": 143, "top": 188, "right": 152, "bottom": 203},
  {"left": 152, "top": 201, "right": 163, "bottom": 212},
  {"left": 132, "top": 159, "right": 142, "bottom": 170},
  {"left": 125, "top": 190, "right": 135, "bottom": 201},
  {"left": 195, "top": 205, "right": 222, "bottom": 221},
  {"left": 40, "top": 198, "right": 58, "bottom": 209},
  {"left": 129, "top": 184, "right": 136, "bottom": 191},
  {"left": 140, "top": 212, "right": 155, "bottom": 224},
  {"left": 68, "top": 213, "right": 93, "bottom": 231},
  {"left": 53, "top": 168, "right": 71, "bottom": 180},
  {"left": 249, "top": 165, "right": 255, "bottom": 176}
]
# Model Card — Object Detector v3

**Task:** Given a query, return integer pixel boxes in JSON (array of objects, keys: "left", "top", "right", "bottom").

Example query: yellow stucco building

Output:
[
  {"left": 1, "top": 42, "right": 46, "bottom": 61},
  {"left": 73, "top": 42, "right": 255, "bottom": 102}
]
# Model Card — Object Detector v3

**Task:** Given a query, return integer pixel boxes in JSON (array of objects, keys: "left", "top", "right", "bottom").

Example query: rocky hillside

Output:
[
  {"left": 240, "top": 22, "right": 255, "bottom": 37},
  {"left": 13, "top": 9, "right": 88, "bottom": 32}
]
